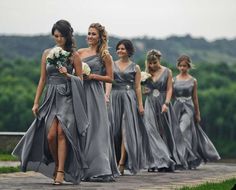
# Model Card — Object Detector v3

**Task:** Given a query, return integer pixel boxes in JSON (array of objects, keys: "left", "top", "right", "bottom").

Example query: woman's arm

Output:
[
  {"left": 72, "top": 51, "right": 83, "bottom": 79},
  {"left": 192, "top": 79, "right": 201, "bottom": 123},
  {"left": 105, "top": 83, "right": 112, "bottom": 103},
  {"left": 32, "top": 49, "right": 48, "bottom": 116},
  {"left": 135, "top": 65, "right": 144, "bottom": 115},
  {"left": 162, "top": 68, "right": 173, "bottom": 113}
]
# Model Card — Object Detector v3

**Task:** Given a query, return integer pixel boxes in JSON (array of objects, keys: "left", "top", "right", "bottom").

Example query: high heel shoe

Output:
[
  {"left": 53, "top": 171, "right": 64, "bottom": 185},
  {"left": 118, "top": 164, "right": 125, "bottom": 175},
  {"left": 53, "top": 165, "right": 58, "bottom": 181}
]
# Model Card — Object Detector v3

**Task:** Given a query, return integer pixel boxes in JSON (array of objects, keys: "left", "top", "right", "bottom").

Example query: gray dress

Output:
[
  {"left": 143, "top": 68, "right": 195, "bottom": 170},
  {"left": 82, "top": 55, "right": 119, "bottom": 181},
  {"left": 109, "top": 62, "right": 151, "bottom": 174},
  {"left": 12, "top": 55, "right": 89, "bottom": 184},
  {"left": 173, "top": 77, "right": 220, "bottom": 168}
]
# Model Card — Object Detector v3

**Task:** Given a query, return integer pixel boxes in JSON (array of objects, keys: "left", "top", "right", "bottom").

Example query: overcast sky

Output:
[{"left": 1, "top": 0, "right": 236, "bottom": 41}]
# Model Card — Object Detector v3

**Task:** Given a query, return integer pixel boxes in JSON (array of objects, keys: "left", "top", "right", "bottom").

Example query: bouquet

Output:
[
  {"left": 46, "top": 46, "right": 71, "bottom": 68},
  {"left": 82, "top": 62, "right": 91, "bottom": 75},
  {"left": 141, "top": 71, "right": 152, "bottom": 84}
]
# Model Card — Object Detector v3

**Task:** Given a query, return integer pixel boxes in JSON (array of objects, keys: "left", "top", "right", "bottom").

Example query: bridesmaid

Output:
[
  {"left": 77, "top": 23, "right": 119, "bottom": 182},
  {"left": 142, "top": 49, "right": 195, "bottom": 171},
  {"left": 173, "top": 55, "right": 220, "bottom": 168},
  {"left": 12, "top": 20, "right": 89, "bottom": 185},
  {"left": 105, "top": 39, "right": 151, "bottom": 175}
]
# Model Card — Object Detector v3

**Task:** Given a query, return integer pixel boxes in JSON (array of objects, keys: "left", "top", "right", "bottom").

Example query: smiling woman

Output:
[{"left": 77, "top": 23, "right": 119, "bottom": 182}]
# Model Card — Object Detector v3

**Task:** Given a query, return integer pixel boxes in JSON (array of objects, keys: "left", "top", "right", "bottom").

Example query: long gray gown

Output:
[
  {"left": 12, "top": 56, "right": 89, "bottom": 184},
  {"left": 143, "top": 68, "right": 196, "bottom": 170},
  {"left": 173, "top": 77, "right": 220, "bottom": 168},
  {"left": 108, "top": 62, "right": 152, "bottom": 174},
  {"left": 82, "top": 55, "right": 119, "bottom": 181}
]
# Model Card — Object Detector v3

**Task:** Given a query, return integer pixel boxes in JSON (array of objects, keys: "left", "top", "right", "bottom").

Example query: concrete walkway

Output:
[{"left": 0, "top": 162, "right": 236, "bottom": 190}]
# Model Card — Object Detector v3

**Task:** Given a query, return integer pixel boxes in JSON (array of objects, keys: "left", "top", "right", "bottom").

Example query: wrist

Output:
[
  {"left": 164, "top": 101, "right": 170, "bottom": 107},
  {"left": 90, "top": 74, "right": 94, "bottom": 80}
]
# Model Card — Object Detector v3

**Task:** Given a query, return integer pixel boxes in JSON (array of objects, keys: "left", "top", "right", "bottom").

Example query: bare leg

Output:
[
  {"left": 47, "top": 119, "right": 58, "bottom": 178},
  {"left": 54, "top": 123, "right": 67, "bottom": 183},
  {"left": 118, "top": 138, "right": 126, "bottom": 175}
]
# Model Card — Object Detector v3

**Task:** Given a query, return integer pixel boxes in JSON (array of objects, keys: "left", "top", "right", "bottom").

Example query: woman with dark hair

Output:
[
  {"left": 12, "top": 20, "right": 89, "bottom": 185},
  {"left": 173, "top": 55, "right": 220, "bottom": 168},
  {"left": 142, "top": 49, "right": 195, "bottom": 171},
  {"left": 105, "top": 39, "right": 151, "bottom": 175},
  {"left": 77, "top": 23, "right": 119, "bottom": 182}
]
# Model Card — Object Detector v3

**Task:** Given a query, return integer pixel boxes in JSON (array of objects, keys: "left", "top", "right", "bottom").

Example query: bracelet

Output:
[{"left": 164, "top": 102, "right": 170, "bottom": 106}]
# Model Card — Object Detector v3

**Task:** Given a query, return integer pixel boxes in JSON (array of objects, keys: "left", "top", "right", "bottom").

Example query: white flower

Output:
[
  {"left": 46, "top": 46, "right": 70, "bottom": 67},
  {"left": 47, "top": 47, "right": 70, "bottom": 59},
  {"left": 82, "top": 62, "right": 91, "bottom": 75},
  {"left": 141, "top": 71, "right": 152, "bottom": 82}
]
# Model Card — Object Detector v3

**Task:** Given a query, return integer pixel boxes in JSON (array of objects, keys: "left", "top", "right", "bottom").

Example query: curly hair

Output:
[
  {"left": 177, "top": 55, "right": 194, "bottom": 69},
  {"left": 145, "top": 49, "right": 162, "bottom": 72},
  {"left": 89, "top": 23, "right": 109, "bottom": 58},
  {"left": 51, "top": 19, "right": 76, "bottom": 53}
]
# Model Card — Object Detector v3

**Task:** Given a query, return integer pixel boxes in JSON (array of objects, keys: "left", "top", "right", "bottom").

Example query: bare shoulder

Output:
[
  {"left": 164, "top": 67, "right": 172, "bottom": 75},
  {"left": 72, "top": 51, "right": 80, "bottom": 58},
  {"left": 135, "top": 64, "right": 141, "bottom": 71},
  {"left": 77, "top": 48, "right": 89, "bottom": 56},
  {"left": 43, "top": 48, "right": 51, "bottom": 56}
]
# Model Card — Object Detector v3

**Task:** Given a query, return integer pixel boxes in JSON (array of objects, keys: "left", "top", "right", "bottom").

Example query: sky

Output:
[{"left": 1, "top": 0, "right": 236, "bottom": 41}]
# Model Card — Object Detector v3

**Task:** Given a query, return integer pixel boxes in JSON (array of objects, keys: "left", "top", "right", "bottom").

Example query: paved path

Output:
[{"left": 0, "top": 162, "right": 236, "bottom": 190}]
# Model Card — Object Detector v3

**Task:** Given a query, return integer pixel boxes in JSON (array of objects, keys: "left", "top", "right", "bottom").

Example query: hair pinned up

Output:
[
  {"left": 146, "top": 49, "right": 162, "bottom": 63},
  {"left": 177, "top": 55, "right": 194, "bottom": 69}
]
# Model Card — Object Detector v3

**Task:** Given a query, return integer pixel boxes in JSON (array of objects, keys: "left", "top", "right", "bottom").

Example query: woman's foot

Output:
[
  {"left": 148, "top": 167, "right": 156, "bottom": 172},
  {"left": 118, "top": 164, "right": 125, "bottom": 175},
  {"left": 53, "top": 165, "right": 58, "bottom": 180},
  {"left": 53, "top": 171, "right": 64, "bottom": 185}
]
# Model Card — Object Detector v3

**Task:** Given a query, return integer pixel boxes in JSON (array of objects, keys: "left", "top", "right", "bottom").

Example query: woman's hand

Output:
[
  {"left": 58, "top": 66, "right": 68, "bottom": 75},
  {"left": 138, "top": 105, "right": 144, "bottom": 115},
  {"left": 143, "top": 87, "right": 151, "bottom": 94},
  {"left": 83, "top": 74, "right": 95, "bottom": 80},
  {"left": 105, "top": 94, "right": 110, "bottom": 104},
  {"left": 195, "top": 113, "right": 201, "bottom": 123},
  {"left": 161, "top": 104, "right": 168, "bottom": 113},
  {"left": 32, "top": 103, "right": 39, "bottom": 117}
]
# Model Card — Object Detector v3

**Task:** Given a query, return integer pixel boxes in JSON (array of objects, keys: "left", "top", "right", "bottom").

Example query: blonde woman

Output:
[
  {"left": 78, "top": 23, "right": 118, "bottom": 182},
  {"left": 142, "top": 49, "right": 195, "bottom": 171}
]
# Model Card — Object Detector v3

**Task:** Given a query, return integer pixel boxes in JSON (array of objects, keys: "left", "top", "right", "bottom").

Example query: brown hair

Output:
[
  {"left": 51, "top": 19, "right": 76, "bottom": 53},
  {"left": 89, "top": 23, "right": 109, "bottom": 58},
  {"left": 177, "top": 55, "right": 194, "bottom": 69}
]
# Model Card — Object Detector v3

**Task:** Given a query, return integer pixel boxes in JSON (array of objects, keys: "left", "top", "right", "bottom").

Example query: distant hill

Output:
[{"left": 0, "top": 34, "right": 236, "bottom": 64}]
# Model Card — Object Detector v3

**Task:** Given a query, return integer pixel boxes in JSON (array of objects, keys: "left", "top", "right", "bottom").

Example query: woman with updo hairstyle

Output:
[
  {"left": 173, "top": 55, "right": 220, "bottom": 169},
  {"left": 12, "top": 20, "right": 89, "bottom": 185},
  {"left": 105, "top": 39, "right": 151, "bottom": 175},
  {"left": 77, "top": 23, "right": 119, "bottom": 182},
  {"left": 142, "top": 49, "right": 195, "bottom": 172}
]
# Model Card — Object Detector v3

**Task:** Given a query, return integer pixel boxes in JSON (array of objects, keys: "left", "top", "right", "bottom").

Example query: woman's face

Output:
[
  {"left": 178, "top": 61, "right": 190, "bottom": 73},
  {"left": 87, "top": 27, "right": 99, "bottom": 46},
  {"left": 53, "top": 29, "right": 66, "bottom": 47},
  {"left": 148, "top": 60, "right": 160, "bottom": 72},
  {"left": 116, "top": 44, "right": 128, "bottom": 58}
]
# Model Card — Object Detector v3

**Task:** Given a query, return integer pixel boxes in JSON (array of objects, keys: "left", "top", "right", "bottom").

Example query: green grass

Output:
[
  {"left": 0, "top": 166, "right": 20, "bottom": 173},
  {"left": 178, "top": 178, "right": 236, "bottom": 190},
  {"left": 0, "top": 154, "right": 18, "bottom": 161}
]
